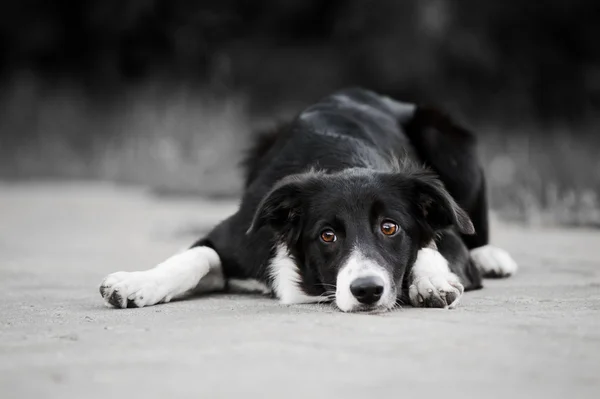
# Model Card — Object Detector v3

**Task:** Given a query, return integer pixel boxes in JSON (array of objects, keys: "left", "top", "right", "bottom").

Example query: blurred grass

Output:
[
  {"left": 1, "top": 75, "right": 599, "bottom": 228},
  {"left": 480, "top": 125, "right": 600, "bottom": 228},
  {"left": 0, "top": 74, "right": 247, "bottom": 197}
]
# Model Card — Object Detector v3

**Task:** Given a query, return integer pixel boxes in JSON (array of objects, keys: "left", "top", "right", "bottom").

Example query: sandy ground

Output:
[{"left": 1, "top": 182, "right": 599, "bottom": 399}]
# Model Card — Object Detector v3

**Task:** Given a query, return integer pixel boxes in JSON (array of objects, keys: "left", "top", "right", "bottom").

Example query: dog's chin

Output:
[{"left": 335, "top": 302, "right": 395, "bottom": 314}]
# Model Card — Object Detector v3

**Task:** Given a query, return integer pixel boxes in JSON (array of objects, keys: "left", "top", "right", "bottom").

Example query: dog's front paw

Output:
[
  {"left": 99, "top": 271, "right": 167, "bottom": 309},
  {"left": 471, "top": 245, "right": 518, "bottom": 278},
  {"left": 408, "top": 273, "right": 464, "bottom": 309},
  {"left": 408, "top": 248, "right": 464, "bottom": 309}
]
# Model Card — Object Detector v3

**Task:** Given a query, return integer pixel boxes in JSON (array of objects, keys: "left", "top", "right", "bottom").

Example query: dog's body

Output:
[{"left": 100, "top": 88, "right": 517, "bottom": 312}]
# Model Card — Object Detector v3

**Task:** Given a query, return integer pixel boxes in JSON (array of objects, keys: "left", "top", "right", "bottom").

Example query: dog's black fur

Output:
[{"left": 193, "top": 88, "right": 487, "bottom": 301}]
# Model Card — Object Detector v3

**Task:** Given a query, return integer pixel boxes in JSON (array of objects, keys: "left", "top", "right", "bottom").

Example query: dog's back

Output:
[
  {"left": 242, "top": 88, "right": 482, "bottom": 213},
  {"left": 243, "top": 88, "right": 421, "bottom": 190}
]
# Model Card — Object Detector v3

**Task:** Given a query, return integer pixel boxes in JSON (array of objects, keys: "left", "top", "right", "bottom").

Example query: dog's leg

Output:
[
  {"left": 464, "top": 179, "right": 518, "bottom": 278},
  {"left": 435, "top": 229, "right": 482, "bottom": 291},
  {"left": 407, "top": 246, "right": 464, "bottom": 309},
  {"left": 402, "top": 106, "right": 518, "bottom": 279},
  {"left": 99, "top": 246, "right": 224, "bottom": 308}
]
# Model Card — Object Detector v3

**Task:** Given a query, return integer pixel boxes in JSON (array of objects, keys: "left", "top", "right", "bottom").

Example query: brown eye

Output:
[
  {"left": 320, "top": 229, "right": 337, "bottom": 243},
  {"left": 381, "top": 221, "right": 398, "bottom": 236}
]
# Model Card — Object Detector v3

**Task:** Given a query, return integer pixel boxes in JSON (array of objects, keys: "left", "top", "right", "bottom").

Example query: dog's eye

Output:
[
  {"left": 320, "top": 229, "right": 337, "bottom": 243},
  {"left": 380, "top": 221, "right": 398, "bottom": 236}
]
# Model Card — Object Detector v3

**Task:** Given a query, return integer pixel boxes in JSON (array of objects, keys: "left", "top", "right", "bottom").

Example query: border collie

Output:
[{"left": 99, "top": 88, "right": 517, "bottom": 313}]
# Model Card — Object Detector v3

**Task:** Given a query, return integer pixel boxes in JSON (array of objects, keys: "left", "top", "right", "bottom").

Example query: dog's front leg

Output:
[
  {"left": 99, "top": 246, "right": 223, "bottom": 308},
  {"left": 407, "top": 247, "right": 464, "bottom": 309}
]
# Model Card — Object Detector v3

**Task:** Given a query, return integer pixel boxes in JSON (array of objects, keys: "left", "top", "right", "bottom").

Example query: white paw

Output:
[
  {"left": 408, "top": 248, "right": 464, "bottom": 309},
  {"left": 470, "top": 245, "right": 518, "bottom": 278},
  {"left": 99, "top": 270, "right": 168, "bottom": 308},
  {"left": 99, "top": 247, "right": 220, "bottom": 309}
]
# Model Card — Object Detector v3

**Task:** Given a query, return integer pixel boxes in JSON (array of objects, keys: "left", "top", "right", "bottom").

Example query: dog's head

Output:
[{"left": 248, "top": 168, "right": 473, "bottom": 312}]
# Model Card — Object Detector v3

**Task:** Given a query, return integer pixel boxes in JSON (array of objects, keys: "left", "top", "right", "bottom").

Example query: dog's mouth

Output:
[{"left": 316, "top": 293, "right": 392, "bottom": 313}]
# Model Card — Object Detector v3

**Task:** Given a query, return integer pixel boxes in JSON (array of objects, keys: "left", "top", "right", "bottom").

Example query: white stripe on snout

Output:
[{"left": 335, "top": 248, "right": 393, "bottom": 312}]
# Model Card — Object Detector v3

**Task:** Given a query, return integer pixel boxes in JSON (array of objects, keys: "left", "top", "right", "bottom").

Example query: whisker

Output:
[
  {"left": 330, "top": 301, "right": 342, "bottom": 312},
  {"left": 391, "top": 298, "right": 403, "bottom": 311},
  {"left": 316, "top": 290, "right": 336, "bottom": 304},
  {"left": 315, "top": 283, "right": 337, "bottom": 289}
]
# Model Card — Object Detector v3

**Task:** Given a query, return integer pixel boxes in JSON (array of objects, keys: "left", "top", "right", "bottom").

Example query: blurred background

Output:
[{"left": 1, "top": 0, "right": 599, "bottom": 227}]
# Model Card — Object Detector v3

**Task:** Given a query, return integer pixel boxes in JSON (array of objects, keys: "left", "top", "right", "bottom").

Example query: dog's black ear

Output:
[
  {"left": 410, "top": 172, "right": 475, "bottom": 235},
  {"left": 247, "top": 173, "right": 321, "bottom": 237}
]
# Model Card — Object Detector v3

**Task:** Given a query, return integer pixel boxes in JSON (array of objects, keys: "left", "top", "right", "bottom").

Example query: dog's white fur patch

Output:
[
  {"left": 228, "top": 278, "right": 272, "bottom": 295},
  {"left": 99, "top": 246, "right": 223, "bottom": 308},
  {"left": 470, "top": 245, "right": 518, "bottom": 277},
  {"left": 408, "top": 248, "right": 464, "bottom": 309},
  {"left": 335, "top": 248, "right": 394, "bottom": 312},
  {"left": 269, "top": 244, "right": 322, "bottom": 304}
]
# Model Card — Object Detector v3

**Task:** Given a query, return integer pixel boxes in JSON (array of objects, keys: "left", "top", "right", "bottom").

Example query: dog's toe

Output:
[
  {"left": 409, "top": 275, "right": 463, "bottom": 309},
  {"left": 107, "top": 286, "right": 127, "bottom": 308},
  {"left": 408, "top": 248, "right": 464, "bottom": 309},
  {"left": 99, "top": 271, "right": 163, "bottom": 309}
]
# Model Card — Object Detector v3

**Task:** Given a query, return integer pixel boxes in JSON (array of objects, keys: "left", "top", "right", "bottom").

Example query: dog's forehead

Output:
[
  {"left": 310, "top": 173, "right": 408, "bottom": 214},
  {"left": 313, "top": 175, "right": 371, "bottom": 204}
]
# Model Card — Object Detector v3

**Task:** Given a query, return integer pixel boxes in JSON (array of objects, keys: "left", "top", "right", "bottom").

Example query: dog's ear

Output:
[
  {"left": 247, "top": 173, "right": 321, "bottom": 238},
  {"left": 409, "top": 172, "right": 475, "bottom": 235}
]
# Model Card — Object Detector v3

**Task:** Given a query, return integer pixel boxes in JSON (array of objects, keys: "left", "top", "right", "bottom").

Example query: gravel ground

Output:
[{"left": 1, "top": 182, "right": 599, "bottom": 399}]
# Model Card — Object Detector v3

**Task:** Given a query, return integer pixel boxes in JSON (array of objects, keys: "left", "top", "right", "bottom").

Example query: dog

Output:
[{"left": 99, "top": 88, "right": 517, "bottom": 312}]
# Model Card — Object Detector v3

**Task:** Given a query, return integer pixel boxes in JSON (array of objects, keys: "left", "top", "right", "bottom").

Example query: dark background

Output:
[{"left": 1, "top": 0, "right": 599, "bottom": 226}]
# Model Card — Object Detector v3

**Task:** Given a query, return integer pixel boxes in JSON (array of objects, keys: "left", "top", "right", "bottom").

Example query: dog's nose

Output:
[{"left": 350, "top": 276, "right": 384, "bottom": 304}]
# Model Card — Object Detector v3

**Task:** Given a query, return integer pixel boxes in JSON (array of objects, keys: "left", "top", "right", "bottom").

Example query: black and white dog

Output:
[{"left": 99, "top": 88, "right": 517, "bottom": 312}]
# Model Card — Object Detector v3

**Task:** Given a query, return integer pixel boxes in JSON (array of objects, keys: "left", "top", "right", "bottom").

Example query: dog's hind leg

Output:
[
  {"left": 461, "top": 179, "right": 518, "bottom": 278},
  {"left": 99, "top": 246, "right": 224, "bottom": 309},
  {"left": 401, "top": 106, "right": 518, "bottom": 278}
]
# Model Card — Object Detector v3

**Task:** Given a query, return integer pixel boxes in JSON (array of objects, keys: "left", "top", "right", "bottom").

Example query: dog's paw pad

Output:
[
  {"left": 471, "top": 245, "right": 518, "bottom": 278},
  {"left": 99, "top": 271, "right": 163, "bottom": 309}
]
